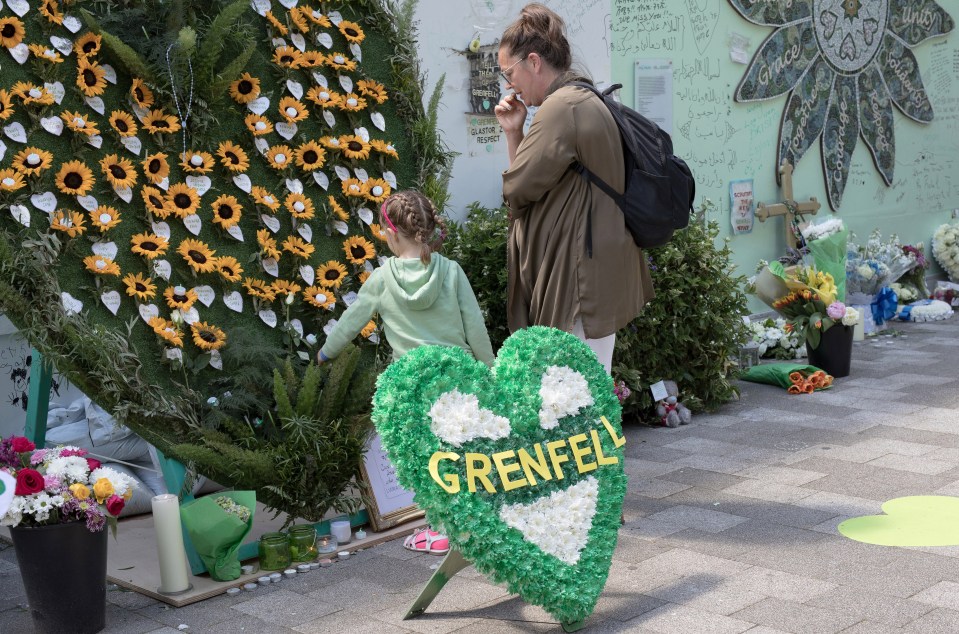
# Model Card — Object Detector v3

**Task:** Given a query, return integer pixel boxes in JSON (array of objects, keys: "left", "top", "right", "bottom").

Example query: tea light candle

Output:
[
  {"left": 269, "top": 573, "right": 282, "bottom": 583},
  {"left": 337, "top": 550, "right": 350, "bottom": 560},
  {"left": 355, "top": 529, "right": 367, "bottom": 540},
  {"left": 240, "top": 564, "right": 255, "bottom": 575},
  {"left": 257, "top": 576, "right": 271, "bottom": 586},
  {"left": 309, "top": 562, "right": 319, "bottom": 570},
  {"left": 319, "top": 558, "right": 333, "bottom": 567},
  {"left": 151, "top": 494, "right": 191, "bottom": 594},
  {"left": 316, "top": 535, "right": 337, "bottom": 553},
  {"left": 243, "top": 583, "right": 258, "bottom": 592},
  {"left": 226, "top": 587, "right": 241, "bottom": 596},
  {"left": 330, "top": 519, "right": 351, "bottom": 544},
  {"left": 283, "top": 568, "right": 297, "bottom": 578},
  {"left": 296, "top": 564, "right": 311, "bottom": 573}
]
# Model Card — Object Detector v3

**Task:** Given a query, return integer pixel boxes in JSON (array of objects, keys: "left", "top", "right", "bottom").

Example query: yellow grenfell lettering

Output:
[
  {"left": 545, "top": 439, "right": 570, "bottom": 480},
  {"left": 591, "top": 429, "right": 619, "bottom": 466},
  {"left": 568, "top": 433, "right": 597, "bottom": 473},
  {"left": 428, "top": 451, "right": 461, "bottom": 493},
  {"left": 517, "top": 445, "right": 553, "bottom": 486},
  {"left": 465, "top": 453, "right": 497, "bottom": 493},
  {"left": 601, "top": 416, "right": 626, "bottom": 448},
  {"left": 491, "top": 450, "right": 528, "bottom": 492}
]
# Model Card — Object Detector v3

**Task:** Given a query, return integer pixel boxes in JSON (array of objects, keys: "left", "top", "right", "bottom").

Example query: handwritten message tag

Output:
[
  {"left": 233, "top": 173, "right": 252, "bottom": 193},
  {"left": 40, "top": 116, "right": 64, "bottom": 136},
  {"left": 350, "top": 42, "right": 362, "bottom": 62},
  {"left": 153, "top": 259, "right": 172, "bottom": 281},
  {"left": 114, "top": 185, "right": 133, "bottom": 203},
  {"left": 312, "top": 171, "right": 329, "bottom": 190},
  {"left": 183, "top": 214, "right": 202, "bottom": 235},
  {"left": 194, "top": 285, "right": 216, "bottom": 307},
  {"left": 185, "top": 175, "right": 211, "bottom": 196},
  {"left": 299, "top": 265, "right": 315, "bottom": 285},
  {"left": 338, "top": 75, "right": 353, "bottom": 94},
  {"left": 180, "top": 307, "right": 200, "bottom": 325},
  {"left": 334, "top": 165, "right": 351, "bottom": 181},
  {"left": 30, "top": 192, "right": 57, "bottom": 213},
  {"left": 209, "top": 350, "right": 223, "bottom": 370},
  {"left": 275, "top": 122, "right": 297, "bottom": 140},
  {"left": 248, "top": 96, "right": 270, "bottom": 116},
  {"left": 322, "top": 110, "right": 336, "bottom": 127},
  {"left": 262, "top": 257, "right": 280, "bottom": 277},
  {"left": 61, "top": 292, "right": 83, "bottom": 316},
  {"left": 291, "top": 33, "right": 306, "bottom": 52},
  {"left": 86, "top": 134, "right": 103, "bottom": 149},
  {"left": 101, "top": 290, "right": 122, "bottom": 315},
  {"left": 285, "top": 178, "right": 303, "bottom": 194},
  {"left": 101, "top": 64, "right": 118, "bottom": 84},
  {"left": 46, "top": 81, "right": 66, "bottom": 105},
  {"left": 223, "top": 291, "right": 244, "bottom": 313},
  {"left": 333, "top": 220, "right": 349, "bottom": 235},
  {"left": 7, "top": 0, "right": 30, "bottom": 17},
  {"left": 261, "top": 214, "right": 281, "bottom": 233},
  {"left": 358, "top": 207, "right": 374, "bottom": 225},
  {"left": 9, "top": 43, "right": 29, "bottom": 65},
  {"left": 138, "top": 303, "right": 160, "bottom": 324},
  {"left": 297, "top": 224, "right": 313, "bottom": 242},
  {"left": 227, "top": 224, "right": 244, "bottom": 242},
  {"left": 259, "top": 309, "right": 278, "bottom": 328},
  {"left": 92, "top": 241, "right": 118, "bottom": 261},
  {"left": 371, "top": 112, "right": 386, "bottom": 131},
  {"left": 85, "top": 96, "right": 105, "bottom": 115},
  {"left": 63, "top": 15, "right": 83, "bottom": 33},
  {"left": 151, "top": 221, "right": 171, "bottom": 239},
  {"left": 286, "top": 79, "right": 304, "bottom": 100},
  {"left": 4, "top": 122, "right": 27, "bottom": 143},
  {"left": 120, "top": 136, "right": 142, "bottom": 155},
  {"left": 9, "top": 204, "right": 30, "bottom": 227},
  {"left": 315, "top": 32, "right": 333, "bottom": 49}
]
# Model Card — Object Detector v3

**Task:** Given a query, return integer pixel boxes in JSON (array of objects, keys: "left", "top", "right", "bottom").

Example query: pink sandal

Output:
[{"left": 403, "top": 528, "right": 450, "bottom": 555}]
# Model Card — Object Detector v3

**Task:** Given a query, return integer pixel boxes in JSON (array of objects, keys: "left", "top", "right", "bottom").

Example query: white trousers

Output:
[{"left": 572, "top": 318, "right": 615, "bottom": 375}]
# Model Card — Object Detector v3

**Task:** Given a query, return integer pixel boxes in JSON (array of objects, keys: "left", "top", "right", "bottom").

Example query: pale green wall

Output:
[{"left": 610, "top": 1, "right": 958, "bottom": 313}]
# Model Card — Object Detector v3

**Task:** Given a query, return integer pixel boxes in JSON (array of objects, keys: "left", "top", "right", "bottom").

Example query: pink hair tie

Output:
[{"left": 380, "top": 200, "right": 398, "bottom": 233}]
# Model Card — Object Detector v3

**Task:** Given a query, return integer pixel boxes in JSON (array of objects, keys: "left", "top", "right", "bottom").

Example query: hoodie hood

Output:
[{"left": 384, "top": 254, "right": 449, "bottom": 311}]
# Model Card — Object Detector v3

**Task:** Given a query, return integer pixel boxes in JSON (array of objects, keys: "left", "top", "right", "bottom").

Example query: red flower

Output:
[
  {"left": 14, "top": 468, "right": 44, "bottom": 495},
  {"left": 87, "top": 458, "right": 102, "bottom": 471},
  {"left": 11, "top": 437, "right": 35, "bottom": 453},
  {"left": 105, "top": 495, "right": 125, "bottom": 516}
]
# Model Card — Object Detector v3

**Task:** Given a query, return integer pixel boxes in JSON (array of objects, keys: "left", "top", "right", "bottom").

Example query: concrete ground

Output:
[{"left": 2, "top": 317, "right": 958, "bottom": 633}]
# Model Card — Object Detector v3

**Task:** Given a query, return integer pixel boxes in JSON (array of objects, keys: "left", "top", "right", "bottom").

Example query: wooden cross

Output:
[{"left": 755, "top": 160, "right": 821, "bottom": 249}]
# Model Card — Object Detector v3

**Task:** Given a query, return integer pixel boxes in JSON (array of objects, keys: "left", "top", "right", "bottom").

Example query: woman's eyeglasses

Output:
[{"left": 499, "top": 56, "right": 526, "bottom": 84}]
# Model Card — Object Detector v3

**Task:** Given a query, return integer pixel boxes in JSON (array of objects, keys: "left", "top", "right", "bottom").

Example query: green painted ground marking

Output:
[{"left": 838, "top": 496, "right": 959, "bottom": 547}]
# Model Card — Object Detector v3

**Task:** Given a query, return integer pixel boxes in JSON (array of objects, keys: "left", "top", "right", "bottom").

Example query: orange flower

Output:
[
  {"left": 787, "top": 385, "right": 802, "bottom": 395},
  {"left": 788, "top": 372, "right": 803, "bottom": 385}
]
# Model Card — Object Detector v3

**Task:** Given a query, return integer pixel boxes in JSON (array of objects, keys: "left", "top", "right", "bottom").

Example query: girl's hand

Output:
[
  {"left": 494, "top": 93, "right": 527, "bottom": 134},
  {"left": 316, "top": 349, "right": 327, "bottom": 364}
]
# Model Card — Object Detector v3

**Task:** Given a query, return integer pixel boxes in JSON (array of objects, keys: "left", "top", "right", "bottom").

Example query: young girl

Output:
[{"left": 317, "top": 190, "right": 494, "bottom": 555}]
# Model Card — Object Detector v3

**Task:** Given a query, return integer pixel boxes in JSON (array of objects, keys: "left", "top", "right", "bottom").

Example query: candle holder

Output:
[
  {"left": 330, "top": 519, "right": 352, "bottom": 544},
  {"left": 316, "top": 534, "right": 338, "bottom": 554}
]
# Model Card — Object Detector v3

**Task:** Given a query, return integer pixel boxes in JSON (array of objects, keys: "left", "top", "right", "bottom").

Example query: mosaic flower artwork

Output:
[{"left": 729, "top": 0, "right": 954, "bottom": 209}]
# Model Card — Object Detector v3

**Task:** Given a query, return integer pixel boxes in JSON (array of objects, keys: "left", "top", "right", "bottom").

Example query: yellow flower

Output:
[
  {"left": 39, "top": 0, "right": 64, "bottom": 25},
  {"left": 123, "top": 272, "right": 157, "bottom": 300},
  {"left": 303, "top": 286, "right": 335, "bottom": 309},
  {"left": 288, "top": 7, "right": 310, "bottom": 33},
  {"left": 55, "top": 161, "right": 95, "bottom": 196},
  {"left": 337, "top": 93, "right": 367, "bottom": 113},
  {"left": 265, "top": 145, "right": 294, "bottom": 171},
  {"left": 357, "top": 270, "right": 371, "bottom": 285},
  {"left": 142, "top": 152, "right": 169, "bottom": 184},
  {"left": 12, "top": 147, "right": 53, "bottom": 176},
  {"left": 319, "top": 135, "right": 342, "bottom": 150},
  {"left": 364, "top": 178, "right": 391, "bottom": 203},
  {"left": 294, "top": 141, "right": 326, "bottom": 171},
  {"left": 142, "top": 110, "right": 181, "bottom": 134},
  {"left": 76, "top": 58, "right": 107, "bottom": 97},
  {"left": 325, "top": 52, "right": 357, "bottom": 72},
  {"left": 256, "top": 229, "right": 282, "bottom": 260},
  {"left": 0, "top": 17, "right": 26, "bottom": 49},
  {"left": 211, "top": 194, "right": 243, "bottom": 229},
  {"left": 74, "top": 32, "right": 101, "bottom": 58},
  {"left": 328, "top": 196, "right": 349, "bottom": 221},
  {"left": 163, "top": 285, "right": 198, "bottom": 311},
  {"left": 251, "top": 186, "right": 280, "bottom": 212},
  {"left": 180, "top": 150, "right": 215, "bottom": 174},
  {"left": 278, "top": 96, "right": 309, "bottom": 124},
  {"left": 244, "top": 113, "right": 274, "bottom": 136},
  {"left": 338, "top": 20, "right": 365, "bottom": 44},
  {"left": 264, "top": 10, "right": 289, "bottom": 36},
  {"left": 83, "top": 255, "right": 121, "bottom": 276},
  {"left": 357, "top": 79, "right": 388, "bottom": 104},
  {"left": 284, "top": 192, "right": 314, "bottom": 219},
  {"left": 341, "top": 177, "right": 367, "bottom": 198},
  {"left": 370, "top": 139, "right": 399, "bottom": 159},
  {"left": 0, "top": 168, "right": 25, "bottom": 192},
  {"left": 89, "top": 205, "right": 121, "bottom": 232},
  {"left": 283, "top": 235, "right": 315, "bottom": 259},
  {"left": 217, "top": 141, "right": 249, "bottom": 173},
  {"left": 141, "top": 186, "right": 170, "bottom": 218},
  {"left": 306, "top": 86, "right": 341, "bottom": 109},
  {"left": 343, "top": 236, "right": 376, "bottom": 264},
  {"left": 298, "top": 51, "right": 325, "bottom": 68},
  {"left": 149, "top": 316, "right": 184, "bottom": 347},
  {"left": 316, "top": 260, "right": 347, "bottom": 288},
  {"left": 165, "top": 183, "right": 201, "bottom": 218},
  {"left": 60, "top": 110, "right": 99, "bottom": 136},
  {"left": 303, "top": 8, "right": 331, "bottom": 27},
  {"left": 215, "top": 256, "right": 244, "bottom": 282},
  {"left": 100, "top": 154, "right": 138, "bottom": 189},
  {"left": 20, "top": 83, "right": 55, "bottom": 107},
  {"left": 93, "top": 478, "right": 114, "bottom": 503},
  {"left": 130, "top": 79, "right": 154, "bottom": 109},
  {"left": 272, "top": 45, "right": 302, "bottom": 68},
  {"left": 191, "top": 321, "right": 227, "bottom": 351},
  {"left": 50, "top": 210, "right": 86, "bottom": 237},
  {"left": 0, "top": 89, "right": 14, "bottom": 121},
  {"left": 130, "top": 232, "right": 169, "bottom": 259},
  {"left": 28, "top": 44, "right": 64, "bottom": 64},
  {"left": 339, "top": 135, "right": 371, "bottom": 160},
  {"left": 360, "top": 320, "right": 377, "bottom": 339},
  {"left": 368, "top": 223, "right": 387, "bottom": 242},
  {"left": 242, "top": 277, "right": 277, "bottom": 301},
  {"left": 108, "top": 110, "right": 137, "bottom": 137},
  {"left": 69, "top": 483, "right": 90, "bottom": 499},
  {"left": 178, "top": 238, "right": 217, "bottom": 273},
  {"left": 229, "top": 72, "right": 260, "bottom": 104},
  {"left": 271, "top": 279, "right": 302, "bottom": 297}
]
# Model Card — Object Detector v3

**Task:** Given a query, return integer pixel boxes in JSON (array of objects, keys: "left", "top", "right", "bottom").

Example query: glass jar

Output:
[
  {"left": 257, "top": 532, "right": 291, "bottom": 571},
  {"left": 288, "top": 525, "right": 318, "bottom": 562}
]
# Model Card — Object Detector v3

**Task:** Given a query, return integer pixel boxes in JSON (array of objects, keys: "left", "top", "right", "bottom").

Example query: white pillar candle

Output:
[
  {"left": 330, "top": 519, "right": 351, "bottom": 544},
  {"left": 151, "top": 494, "right": 191, "bottom": 594}
]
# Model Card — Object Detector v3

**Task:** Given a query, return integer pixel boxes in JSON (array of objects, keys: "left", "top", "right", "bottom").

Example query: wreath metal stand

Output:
[{"left": 403, "top": 548, "right": 586, "bottom": 632}]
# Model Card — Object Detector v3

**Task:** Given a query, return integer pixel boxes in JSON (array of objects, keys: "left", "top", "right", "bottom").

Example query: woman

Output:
[{"left": 493, "top": 3, "right": 654, "bottom": 373}]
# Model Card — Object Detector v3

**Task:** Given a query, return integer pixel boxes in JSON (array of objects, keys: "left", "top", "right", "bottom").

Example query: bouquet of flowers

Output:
[
  {"left": 800, "top": 219, "right": 848, "bottom": 302},
  {"left": 180, "top": 490, "right": 256, "bottom": 581},
  {"left": 747, "top": 317, "right": 807, "bottom": 360},
  {"left": 772, "top": 269, "right": 858, "bottom": 350},
  {"left": 0, "top": 436, "right": 137, "bottom": 534},
  {"left": 786, "top": 368, "right": 833, "bottom": 394},
  {"left": 846, "top": 229, "right": 916, "bottom": 296},
  {"left": 895, "top": 243, "right": 930, "bottom": 299},
  {"left": 932, "top": 222, "right": 959, "bottom": 282}
]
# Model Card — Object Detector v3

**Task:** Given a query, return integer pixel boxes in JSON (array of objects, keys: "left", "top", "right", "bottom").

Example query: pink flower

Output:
[
  {"left": 105, "top": 495, "right": 125, "bottom": 517},
  {"left": 15, "top": 468, "right": 45, "bottom": 495},
  {"left": 826, "top": 302, "right": 846, "bottom": 320},
  {"left": 60, "top": 448, "right": 88, "bottom": 458},
  {"left": 86, "top": 457, "right": 102, "bottom": 471},
  {"left": 11, "top": 437, "right": 35, "bottom": 453}
]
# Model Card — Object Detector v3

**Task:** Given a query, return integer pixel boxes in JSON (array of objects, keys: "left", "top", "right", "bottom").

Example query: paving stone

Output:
[
  {"left": 805, "top": 586, "right": 934, "bottom": 627},
  {"left": 904, "top": 607, "right": 959, "bottom": 633},
  {"left": 911, "top": 580, "right": 959, "bottom": 611},
  {"left": 644, "top": 505, "right": 748, "bottom": 534},
  {"left": 631, "top": 548, "right": 750, "bottom": 578},
  {"left": 838, "top": 622, "right": 905, "bottom": 634},
  {"left": 730, "top": 597, "right": 862, "bottom": 634},
  {"left": 630, "top": 478, "right": 692, "bottom": 499},
  {"left": 865, "top": 453, "right": 955, "bottom": 475},
  {"left": 659, "top": 468, "right": 749, "bottom": 491},
  {"left": 628, "top": 602, "right": 755, "bottom": 633},
  {"left": 293, "top": 610, "right": 415, "bottom": 633},
  {"left": 721, "top": 480, "right": 815, "bottom": 504},
  {"left": 230, "top": 589, "right": 339, "bottom": 627},
  {"left": 644, "top": 577, "right": 765, "bottom": 616},
  {"left": 730, "top": 566, "right": 838, "bottom": 602}
]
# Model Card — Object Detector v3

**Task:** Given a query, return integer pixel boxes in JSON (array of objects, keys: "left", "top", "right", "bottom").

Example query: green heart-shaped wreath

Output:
[{"left": 372, "top": 326, "right": 627, "bottom": 624}]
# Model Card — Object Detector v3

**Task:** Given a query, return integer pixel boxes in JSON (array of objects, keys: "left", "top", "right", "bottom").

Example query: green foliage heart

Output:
[{"left": 372, "top": 326, "right": 627, "bottom": 624}]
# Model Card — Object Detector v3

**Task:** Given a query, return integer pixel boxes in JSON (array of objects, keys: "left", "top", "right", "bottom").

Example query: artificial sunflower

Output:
[
  {"left": 284, "top": 192, "right": 314, "bottom": 219},
  {"left": 341, "top": 177, "right": 367, "bottom": 198},
  {"left": 214, "top": 256, "right": 244, "bottom": 283},
  {"left": 293, "top": 141, "right": 325, "bottom": 171},
  {"left": 256, "top": 229, "right": 282, "bottom": 260},
  {"left": 328, "top": 195, "right": 349, "bottom": 221},
  {"left": 271, "top": 279, "right": 302, "bottom": 298},
  {"left": 60, "top": 110, "right": 99, "bottom": 136},
  {"left": 244, "top": 113, "right": 274, "bottom": 136},
  {"left": 337, "top": 92, "right": 367, "bottom": 113},
  {"left": 88, "top": 205, "right": 121, "bottom": 231},
  {"left": 303, "top": 286, "right": 335, "bottom": 309},
  {"left": 0, "top": 168, "right": 25, "bottom": 193},
  {"left": 12, "top": 147, "right": 54, "bottom": 176},
  {"left": 178, "top": 238, "right": 217, "bottom": 273},
  {"left": 272, "top": 46, "right": 302, "bottom": 69},
  {"left": 364, "top": 178, "right": 391, "bottom": 203},
  {"left": 123, "top": 272, "right": 157, "bottom": 301},
  {"left": 265, "top": 145, "right": 294, "bottom": 171},
  {"left": 288, "top": 7, "right": 309, "bottom": 33},
  {"left": 242, "top": 277, "right": 277, "bottom": 301},
  {"left": 130, "top": 79, "right": 154, "bottom": 109},
  {"left": 229, "top": 72, "right": 260, "bottom": 104},
  {"left": 28, "top": 44, "right": 64, "bottom": 64},
  {"left": 76, "top": 58, "right": 107, "bottom": 97},
  {"left": 325, "top": 52, "right": 357, "bottom": 72},
  {"left": 306, "top": 87, "right": 341, "bottom": 108},
  {"left": 357, "top": 270, "right": 371, "bottom": 285},
  {"left": 142, "top": 110, "right": 181, "bottom": 134},
  {"left": 370, "top": 139, "right": 399, "bottom": 159},
  {"left": 217, "top": 141, "right": 249, "bottom": 172},
  {"left": 165, "top": 183, "right": 200, "bottom": 217},
  {"left": 316, "top": 260, "right": 348, "bottom": 288},
  {"left": 54, "top": 160, "right": 95, "bottom": 195},
  {"left": 163, "top": 285, "right": 198, "bottom": 311},
  {"left": 298, "top": 51, "right": 325, "bottom": 68},
  {"left": 74, "top": 32, "right": 101, "bottom": 58},
  {"left": 130, "top": 232, "right": 169, "bottom": 259},
  {"left": 303, "top": 8, "right": 331, "bottom": 27},
  {"left": 360, "top": 320, "right": 377, "bottom": 339},
  {"left": 100, "top": 154, "right": 137, "bottom": 189},
  {"left": 357, "top": 79, "right": 388, "bottom": 104},
  {"left": 0, "top": 17, "right": 25, "bottom": 49},
  {"left": 180, "top": 150, "right": 215, "bottom": 174},
  {"left": 39, "top": 0, "right": 63, "bottom": 25},
  {"left": 343, "top": 236, "right": 376, "bottom": 265},
  {"left": 278, "top": 96, "right": 309, "bottom": 124},
  {"left": 49, "top": 210, "right": 86, "bottom": 237},
  {"left": 368, "top": 222, "right": 387, "bottom": 242},
  {"left": 338, "top": 20, "right": 365, "bottom": 44},
  {"left": 282, "top": 235, "right": 315, "bottom": 259},
  {"left": 19, "top": 84, "right": 55, "bottom": 107},
  {"left": 251, "top": 186, "right": 281, "bottom": 212},
  {"left": 148, "top": 316, "right": 184, "bottom": 348},
  {"left": 211, "top": 194, "right": 242, "bottom": 229},
  {"left": 191, "top": 322, "right": 227, "bottom": 351},
  {"left": 264, "top": 11, "right": 289, "bottom": 36},
  {"left": 83, "top": 255, "right": 120, "bottom": 276},
  {"left": 142, "top": 152, "right": 169, "bottom": 184},
  {"left": 0, "top": 89, "right": 14, "bottom": 121},
  {"left": 340, "top": 135, "right": 371, "bottom": 160},
  {"left": 141, "top": 186, "right": 170, "bottom": 218},
  {"left": 319, "top": 135, "right": 342, "bottom": 150},
  {"left": 108, "top": 111, "right": 137, "bottom": 137}
]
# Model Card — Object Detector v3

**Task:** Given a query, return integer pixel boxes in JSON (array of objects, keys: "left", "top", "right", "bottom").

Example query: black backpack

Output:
[{"left": 570, "top": 82, "right": 695, "bottom": 252}]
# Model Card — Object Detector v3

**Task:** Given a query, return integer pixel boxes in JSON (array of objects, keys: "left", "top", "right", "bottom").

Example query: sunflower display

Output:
[
  {"left": 76, "top": 58, "right": 108, "bottom": 97},
  {"left": 49, "top": 210, "right": 86, "bottom": 238},
  {"left": 191, "top": 321, "right": 227, "bottom": 351},
  {"left": 74, "top": 32, "right": 101, "bottom": 57},
  {"left": 340, "top": 135, "right": 371, "bottom": 160},
  {"left": 341, "top": 177, "right": 367, "bottom": 198},
  {"left": 264, "top": 11, "right": 289, "bottom": 36},
  {"left": 0, "top": 89, "right": 14, "bottom": 121},
  {"left": 306, "top": 86, "right": 341, "bottom": 108},
  {"left": 360, "top": 320, "right": 377, "bottom": 338},
  {"left": 123, "top": 273, "right": 157, "bottom": 301},
  {"left": 244, "top": 113, "right": 274, "bottom": 136},
  {"left": 251, "top": 186, "right": 281, "bottom": 212},
  {"left": 178, "top": 238, "right": 218, "bottom": 273},
  {"left": 211, "top": 194, "right": 243, "bottom": 229},
  {"left": 278, "top": 97, "right": 309, "bottom": 124},
  {"left": 130, "top": 232, "right": 170, "bottom": 259},
  {"left": 338, "top": 93, "right": 367, "bottom": 113},
  {"left": 108, "top": 110, "right": 138, "bottom": 137},
  {"left": 284, "top": 192, "right": 314, "bottom": 219},
  {"left": 165, "top": 183, "right": 201, "bottom": 217},
  {"left": 148, "top": 316, "right": 184, "bottom": 348},
  {"left": 83, "top": 255, "right": 121, "bottom": 277},
  {"left": 242, "top": 277, "right": 277, "bottom": 301},
  {"left": 18, "top": 83, "right": 55, "bottom": 107},
  {"left": 216, "top": 141, "right": 249, "bottom": 172},
  {"left": 364, "top": 178, "right": 391, "bottom": 203},
  {"left": 142, "top": 110, "right": 181, "bottom": 134},
  {"left": 214, "top": 256, "right": 244, "bottom": 282},
  {"left": 303, "top": 285, "right": 335, "bottom": 309},
  {"left": 288, "top": 8, "right": 310, "bottom": 33},
  {"left": 299, "top": 50, "right": 325, "bottom": 68},
  {"left": 325, "top": 52, "right": 357, "bottom": 72},
  {"left": 357, "top": 79, "right": 387, "bottom": 104},
  {"left": 180, "top": 151, "right": 215, "bottom": 174},
  {"left": 229, "top": 72, "right": 260, "bottom": 104},
  {"left": 343, "top": 236, "right": 376, "bottom": 265},
  {"left": 256, "top": 229, "right": 282, "bottom": 260},
  {"left": 28, "top": 44, "right": 64, "bottom": 64},
  {"left": 55, "top": 160, "right": 95, "bottom": 196},
  {"left": 282, "top": 235, "right": 315, "bottom": 259},
  {"left": 368, "top": 223, "right": 387, "bottom": 242},
  {"left": 0, "top": 168, "right": 26, "bottom": 192},
  {"left": 100, "top": 154, "right": 138, "bottom": 189},
  {"left": 271, "top": 279, "right": 302, "bottom": 298},
  {"left": 60, "top": 111, "right": 99, "bottom": 136},
  {"left": 328, "top": 195, "right": 349, "bottom": 221},
  {"left": 12, "top": 147, "right": 53, "bottom": 176},
  {"left": 272, "top": 45, "right": 302, "bottom": 68},
  {"left": 142, "top": 186, "right": 170, "bottom": 218},
  {"left": 163, "top": 285, "right": 199, "bottom": 311},
  {"left": 39, "top": 0, "right": 64, "bottom": 25},
  {"left": 304, "top": 8, "right": 331, "bottom": 27},
  {"left": 142, "top": 152, "right": 170, "bottom": 184},
  {"left": 0, "top": 17, "right": 25, "bottom": 49},
  {"left": 370, "top": 139, "right": 399, "bottom": 159},
  {"left": 265, "top": 145, "right": 294, "bottom": 171},
  {"left": 88, "top": 205, "right": 121, "bottom": 232},
  {"left": 130, "top": 79, "right": 154, "bottom": 109},
  {"left": 316, "top": 260, "right": 348, "bottom": 288}
]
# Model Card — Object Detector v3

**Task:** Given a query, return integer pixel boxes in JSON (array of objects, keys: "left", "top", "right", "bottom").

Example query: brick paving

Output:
[{"left": 1, "top": 317, "right": 957, "bottom": 633}]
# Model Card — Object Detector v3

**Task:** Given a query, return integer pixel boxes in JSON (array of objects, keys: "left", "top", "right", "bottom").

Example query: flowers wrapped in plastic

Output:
[
  {"left": 179, "top": 490, "right": 255, "bottom": 581},
  {"left": 932, "top": 222, "right": 959, "bottom": 282},
  {"left": 747, "top": 317, "right": 806, "bottom": 360},
  {"left": 800, "top": 219, "right": 848, "bottom": 302},
  {"left": 845, "top": 230, "right": 916, "bottom": 329}
]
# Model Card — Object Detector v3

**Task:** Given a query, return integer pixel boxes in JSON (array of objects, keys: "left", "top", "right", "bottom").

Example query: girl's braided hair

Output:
[{"left": 381, "top": 191, "right": 447, "bottom": 264}]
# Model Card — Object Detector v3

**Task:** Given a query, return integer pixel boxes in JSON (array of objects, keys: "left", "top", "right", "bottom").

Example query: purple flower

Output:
[
  {"left": 30, "top": 449, "right": 50, "bottom": 465},
  {"left": 826, "top": 302, "right": 846, "bottom": 320},
  {"left": 0, "top": 437, "right": 17, "bottom": 468},
  {"left": 613, "top": 380, "right": 632, "bottom": 404},
  {"left": 43, "top": 474, "right": 64, "bottom": 493},
  {"left": 85, "top": 505, "right": 106, "bottom": 532}
]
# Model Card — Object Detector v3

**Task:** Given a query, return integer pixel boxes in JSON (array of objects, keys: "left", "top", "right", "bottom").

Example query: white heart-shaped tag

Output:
[
  {"left": 226, "top": 224, "right": 244, "bottom": 242},
  {"left": 363, "top": 260, "right": 375, "bottom": 273},
  {"left": 114, "top": 186, "right": 133, "bottom": 203},
  {"left": 233, "top": 173, "right": 252, "bottom": 193},
  {"left": 313, "top": 171, "right": 329, "bottom": 190},
  {"left": 153, "top": 259, "right": 172, "bottom": 280},
  {"left": 262, "top": 214, "right": 281, "bottom": 233},
  {"left": 312, "top": 72, "right": 329, "bottom": 88},
  {"left": 371, "top": 112, "right": 386, "bottom": 131},
  {"left": 334, "top": 165, "right": 351, "bottom": 181},
  {"left": 86, "top": 134, "right": 103, "bottom": 149},
  {"left": 285, "top": 178, "right": 303, "bottom": 194},
  {"left": 138, "top": 303, "right": 159, "bottom": 324},
  {"left": 40, "top": 116, "right": 64, "bottom": 136},
  {"left": 383, "top": 171, "right": 397, "bottom": 189},
  {"left": 77, "top": 195, "right": 98, "bottom": 212},
  {"left": 46, "top": 82, "right": 65, "bottom": 105},
  {"left": 289, "top": 319, "right": 305, "bottom": 338},
  {"left": 4, "top": 122, "right": 27, "bottom": 143},
  {"left": 350, "top": 42, "right": 362, "bottom": 62},
  {"left": 251, "top": 0, "right": 271, "bottom": 16},
  {"left": 120, "top": 136, "right": 142, "bottom": 155},
  {"left": 10, "top": 204, "right": 30, "bottom": 227},
  {"left": 333, "top": 220, "right": 349, "bottom": 235},
  {"left": 157, "top": 177, "right": 169, "bottom": 191},
  {"left": 275, "top": 122, "right": 297, "bottom": 140},
  {"left": 185, "top": 175, "right": 211, "bottom": 197},
  {"left": 165, "top": 348, "right": 183, "bottom": 363},
  {"left": 358, "top": 207, "right": 374, "bottom": 225},
  {"left": 299, "top": 265, "right": 315, "bottom": 285},
  {"left": 132, "top": 104, "right": 150, "bottom": 122},
  {"left": 179, "top": 307, "right": 200, "bottom": 325},
  {"left": 50, "top": 36, "right": 73, "bottom": 57},
  {"left": 223, "top": 291, "right": 244, "bottom": 313},
  {"left": 315, "top": 33, "right": 333, "bottom": 49},
  {"left": 0, "top": 140, "right": 5, "bottom": 161},
  {"left": 354, "top": 126, "right": 370, "bottom": 143},
  {"left": 63, "top": 15, "right": 83, "bottom": 33},
  {"left": 338, "top": 75, "right": 353, "bottom": 94},
  {"left": 85, "top": 96, "right": 105, "bottom": 115},
  {"left": 209, "top": 350, "right": 223, "bottom": 371},
  {"left": 327, "top": 10, "right": 343, "bottom": 24},
  {"left": 262, "top": 258, "right": 280, "bottom": 277},
  {"left": 101, "top": 290, "right": 122, "bottom": 315},
  {"left": 271, "top": 37, "right": 287, "bottom": 49},
  {"left": 248, "top": 96, "right": 270, "bottom": 116},
  {"left": 194, "top": 285, "right": 216, "bottom": 307},
  {"left": 342, "top": 291, "right": 358, "bottom": 307},
  {"left": 92, "top": 241, "right": 118, "bottom": 260},
  {"left": 7, "top": 0, "right": 30, "bottom": 17},
  {"left": 297, "top": 224, "right": 313, "bottom": 242},
  {"left": 183, "top": 214, "right": 202, "bottom": 235},
  {"left": 30, "top": 192, "right": 57, "bottom": 213},
  {"left": 286, "top": 79, "right": 304, "bottom": 100},
  {"left": 151, "top": 222, "right": 171, "bottom": 239},
  {"left": 255, "top": 138, "right": 270, "bottom": 155},
  {"left": 291, "top": 33, "right": 306, "bottom": 52},
  {"left": 322, "top": 110, "right": 336, "bottom": 128},
  {"left": 101, "top": 64, "right": 118, "bottom": 84},
  {"left": 9, "top": 44, "right": 29, "bottom": 65},
  {"left": 61, "top": 292, "right": 83, "bottom": 316},
  {"left": 354, "top": 167, "right": 369, "bottom": 182},
  {"left": 259, "top": 309, "right": 278, "bottom": 328}
]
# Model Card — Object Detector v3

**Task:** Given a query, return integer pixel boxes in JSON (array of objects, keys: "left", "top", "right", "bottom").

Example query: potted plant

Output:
[{"left": 0, "top": 436, "right": 137, "bottom": 634}]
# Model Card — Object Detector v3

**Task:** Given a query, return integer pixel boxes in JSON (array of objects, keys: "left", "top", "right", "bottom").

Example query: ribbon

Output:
[{"left": 871, "top": 286, "right": 898, "bottom": 325}]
